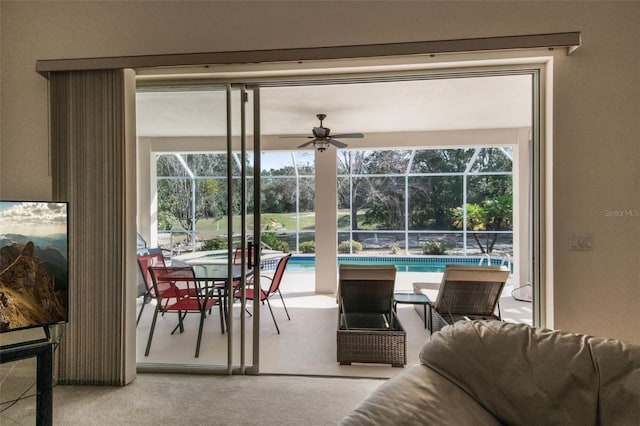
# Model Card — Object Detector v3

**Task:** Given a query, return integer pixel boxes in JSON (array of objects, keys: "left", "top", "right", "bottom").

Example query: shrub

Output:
[
  {"left": 272, "top": 239, "right": 290, "bottom": 252},
  {"left": 299, "top": 241, "right": 316, "bottom": 253},
  {"left": 389, "top": 243, "right": 401, "bottom": 254},
  {"left": 422, "top": 241, "right": 446, "bottom": 255},
  {"left": 201, "top": 236, "right": 227, "bottom": 251},
  {"left": 338, "top": 239, "right": 362, "bottom": 253},
  {"left": 261, "top": 232, "right": 289, "bottom": 252},
  {"left": 157, "top": 211, "right": 179, "bottom": 231}
]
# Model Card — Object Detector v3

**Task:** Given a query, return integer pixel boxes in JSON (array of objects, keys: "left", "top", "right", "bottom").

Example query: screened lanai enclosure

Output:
[
  {"left": 155, "top": 146, "right": 514, "bottom": 258},
  {"left": 135, "top": 70, "right": 536, "bottom": 371},
  {"left": 137, "top": 72, "right": 533, "bottom": 288}
]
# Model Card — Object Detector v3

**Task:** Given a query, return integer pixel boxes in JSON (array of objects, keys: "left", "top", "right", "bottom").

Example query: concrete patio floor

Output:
[{"left": 136, "top": 271, "right": 532, "bottom": 379}]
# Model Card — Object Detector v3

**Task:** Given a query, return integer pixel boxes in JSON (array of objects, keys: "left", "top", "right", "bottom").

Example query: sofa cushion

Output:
[
  {"left": 588, "top": 336, "right": 640, "bottom": 424},
  {"left": 420, "top": 320, "right": 640, "bottom": 425},
  {"left": 339, "top": 365, "right": 500, "bottom": 426}
]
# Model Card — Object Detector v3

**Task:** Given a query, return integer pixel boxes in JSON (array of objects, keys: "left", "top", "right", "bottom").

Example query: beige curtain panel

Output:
[{"left": 49, "top": 69, "right": 137, "bottom": 385}]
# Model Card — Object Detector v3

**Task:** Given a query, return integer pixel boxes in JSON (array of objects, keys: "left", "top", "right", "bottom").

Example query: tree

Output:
[
  {"left": 198, "top": 179, "right": 220, "bottom": 219},
  {"left": 452, "top": 190, "right": 513, "bottom": 253},
  {"left": 261, "top": 161, "right": 314, "bottom": 214},
  {"left": 408, "top": 149, "right": 472, "bottom": 230},
  {"left": 156, "top": 153, "right": 233, "bottom": 231},
  {"left": 157, "top": 177, "right": 192, "bottom": 230},
  {"left": 261, "top": 177, "right": 298, "bottom": 213},
  {"left": 338, "top": 151, "right": 368, "bottom": 230},
  {"left": 361, "top": 176, "right": 405, "bottom": 229},
  {"left": 467, "top": 148, "right": 512, "bottom": 205},
  {"left": 408, "top": 175, "right": 462, "bottom": 230},
  {"left": 338, "top": 150, "right": 411, "bottom": 230}
]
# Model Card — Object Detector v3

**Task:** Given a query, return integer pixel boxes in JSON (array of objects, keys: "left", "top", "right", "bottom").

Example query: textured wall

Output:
[{"left": 1, "top": 1, "right": 638, "bottom": 343}]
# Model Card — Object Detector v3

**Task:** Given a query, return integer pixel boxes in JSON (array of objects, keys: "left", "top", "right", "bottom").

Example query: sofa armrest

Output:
[{"left": 339, "top": 365, "right": 499, "bottom": 426}]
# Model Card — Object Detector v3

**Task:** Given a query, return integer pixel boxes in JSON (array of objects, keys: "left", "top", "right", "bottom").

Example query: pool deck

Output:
[{"left": 137, "top": 265, "right": 532, "bottom": 378}]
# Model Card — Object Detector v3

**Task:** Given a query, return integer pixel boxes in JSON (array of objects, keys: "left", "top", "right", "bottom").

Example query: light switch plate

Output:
[{"left": 569, "top": 233, "right": 593, "bottom": 251}]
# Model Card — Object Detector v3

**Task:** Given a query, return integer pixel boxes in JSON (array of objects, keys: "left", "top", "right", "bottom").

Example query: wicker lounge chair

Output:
[
  {"left": 424, "top": 264, "right": 510, "bottom": 332},
  {"left": 337, "top": 264, "right": 405, "bottom": 367}
]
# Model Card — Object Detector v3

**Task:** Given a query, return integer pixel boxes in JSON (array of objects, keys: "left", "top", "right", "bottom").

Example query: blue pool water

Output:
[
  {"left": 189, "top": 252, "right": 511, "bottom": 273},
  {"left": 286, "top": 256, "right": 507, "bottom": 273}
]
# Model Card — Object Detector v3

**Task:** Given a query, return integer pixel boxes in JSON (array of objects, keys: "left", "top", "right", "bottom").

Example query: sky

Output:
[
  {"left": 260, "top": 151, "right": 315, "bottom": 172},
  {"left": 0, "top": 202, "right": 68, "bottom": 236}
]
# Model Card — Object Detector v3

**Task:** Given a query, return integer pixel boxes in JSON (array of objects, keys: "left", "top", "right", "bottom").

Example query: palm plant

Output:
[{"left": 452, "top": 191, "right": 512, "bottom": 254}]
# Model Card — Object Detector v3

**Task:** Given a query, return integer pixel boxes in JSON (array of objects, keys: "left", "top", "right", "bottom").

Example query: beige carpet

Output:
[
  {"left": 1, "top": 271, "right": 531, "bottom": 424},
  {"left": 1, "top": 372, "right": 383, "bottom": 425}
]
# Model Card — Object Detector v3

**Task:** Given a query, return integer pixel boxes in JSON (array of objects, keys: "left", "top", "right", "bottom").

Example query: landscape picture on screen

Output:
[{"left": 0, "top": 201, "right": 68, "bottom": 332}]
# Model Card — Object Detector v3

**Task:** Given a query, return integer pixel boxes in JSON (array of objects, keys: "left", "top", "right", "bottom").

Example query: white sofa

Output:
[{"left": 340, "top": 320, "right": 640, "bottom": 425}]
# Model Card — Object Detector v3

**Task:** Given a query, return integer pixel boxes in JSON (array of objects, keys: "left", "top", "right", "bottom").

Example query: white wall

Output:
[{"left": 1, "top": 1, "right": 638, "bottom": 343}]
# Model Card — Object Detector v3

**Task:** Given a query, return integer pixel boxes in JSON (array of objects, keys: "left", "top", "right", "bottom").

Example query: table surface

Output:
[
  {"left": 192, "top": 263, "right": 250, "bottom": 281},
  {"left": 170, "top": 259, "right": 252, "bottom": 281},
  {"left": 172, "top": 251, "right": 286, "bottom": 281},
  {"left": 393, "top": 292, "right": 430, "bottom": 303}
]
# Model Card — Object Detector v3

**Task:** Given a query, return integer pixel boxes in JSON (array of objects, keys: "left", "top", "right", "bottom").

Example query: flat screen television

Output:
[{"left": 0, "top": 201, "right": 69, "bottom": 333}]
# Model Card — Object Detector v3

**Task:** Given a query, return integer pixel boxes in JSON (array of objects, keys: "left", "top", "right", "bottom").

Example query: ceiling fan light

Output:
[{"left": 315, "top": 140, "right": 329, "bottom": 152}]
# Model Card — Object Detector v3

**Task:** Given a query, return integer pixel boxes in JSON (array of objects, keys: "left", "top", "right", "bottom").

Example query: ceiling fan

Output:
[{"left": 280, "top": 114, "right": 364, "bottom": 152}]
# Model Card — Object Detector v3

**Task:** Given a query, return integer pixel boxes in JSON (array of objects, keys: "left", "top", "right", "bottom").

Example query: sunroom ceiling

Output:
[{"left": 136, "top": 74, "right": 532, "bottom": 138}]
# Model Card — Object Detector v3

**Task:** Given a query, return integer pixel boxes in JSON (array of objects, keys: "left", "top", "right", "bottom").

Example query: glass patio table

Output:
[
  {"left": 171, "top": 260, "right": 254, "bottom": 334},
  {"left": 393, "top": 292, "right": 430, "bottom": 328},
  {"left": 172, "top": 251, "right": 287, "bottom": 332}
]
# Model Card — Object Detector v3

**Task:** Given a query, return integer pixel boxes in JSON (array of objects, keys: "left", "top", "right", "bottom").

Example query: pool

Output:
[
  {"left": 286, "top": 256, "right": 510, "bottom": 273},
  {"left": 175, "top": 251, "right": 512, "bottom": 273}
]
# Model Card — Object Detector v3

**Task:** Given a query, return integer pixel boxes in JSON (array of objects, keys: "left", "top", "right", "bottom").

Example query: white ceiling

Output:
[{"left": 136, "top": 74, "right": 532, "bottom": 138}]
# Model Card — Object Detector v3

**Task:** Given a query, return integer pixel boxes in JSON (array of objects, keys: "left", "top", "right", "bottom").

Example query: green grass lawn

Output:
[
  {"left": 194, "top": 213, "right": 313, "bottom": 232},
  {"left": 193, "top": 210, "right": 378, "bottom": 233}
]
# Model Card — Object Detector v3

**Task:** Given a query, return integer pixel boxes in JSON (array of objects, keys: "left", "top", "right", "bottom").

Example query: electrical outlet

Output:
[{"left": 569, "top": 233, "right": 593, "bottom": 251}]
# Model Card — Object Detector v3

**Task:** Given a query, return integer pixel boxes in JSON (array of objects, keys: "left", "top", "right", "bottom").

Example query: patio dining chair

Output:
[
  {"left": 232, "top": 245, "right": 257, "bottom": 287},
  {"left": 233, "top": 245, "right": 256, "bottom": 267},
  {"left": 427, "top": 264, "right": 510, "bottom": 332},
  {"left": 136, "top": 251, "right": 168, "bottom": 326},
  {"left": 234, "top": 253, "right": 291, "bottom": 334},
  {"left": 136, "top": 252, "right": 198, "bottom": 326},
  {"left": 146, "top": 265, "right": 221, "bottom": 357}
]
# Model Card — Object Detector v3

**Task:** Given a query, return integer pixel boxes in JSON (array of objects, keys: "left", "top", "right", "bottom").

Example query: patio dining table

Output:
[
  {"left": 169, "top": 260, "right": 252, "bottom": 334},
  {"left": 171, "top": 251, "right": 287, "bottom": 333}
]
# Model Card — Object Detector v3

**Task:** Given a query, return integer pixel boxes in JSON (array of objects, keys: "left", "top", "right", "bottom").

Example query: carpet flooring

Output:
[
  {"left": 1, "top": 271, "right": 531, "bottom": 424},
  {"left": 1, "top": 372, "right": 383, "bottom": 425}
]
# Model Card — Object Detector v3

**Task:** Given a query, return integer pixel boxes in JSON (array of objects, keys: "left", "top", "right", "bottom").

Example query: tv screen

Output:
[{"left": 0, "top": 201, "right": 69, "bottom": 333}]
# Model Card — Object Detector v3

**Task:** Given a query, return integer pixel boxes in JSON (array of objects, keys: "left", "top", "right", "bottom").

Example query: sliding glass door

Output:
[
  {"left": 136, "top": 67, "right": 540, "bottom": 376},
  {"left": 136, "top": 84, "right": 261, "bottom": 373}
]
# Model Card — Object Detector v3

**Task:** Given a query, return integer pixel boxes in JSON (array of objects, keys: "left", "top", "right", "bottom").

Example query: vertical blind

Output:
[{"left": 50, "top": 69, "right": 136, "bottom": 385}]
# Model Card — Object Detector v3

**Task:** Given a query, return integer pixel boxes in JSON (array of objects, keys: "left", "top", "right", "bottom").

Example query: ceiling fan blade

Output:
[
  {"left": 279, "top": 135, "right": 313, "bottom": 139},
  {"left": 298, "top": 140, "right": 316, "bottom": 148},
  {"left": 328, "top": 139, "right": 348, "bottom": 148},
  {"left": 330, "top": 133, "right": 364, "bottom": 139}
]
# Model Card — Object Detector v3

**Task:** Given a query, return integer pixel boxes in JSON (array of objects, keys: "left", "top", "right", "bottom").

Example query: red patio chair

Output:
[
  {"left": 233, "top": 245, "right": 256, "bottom": 267},
  {"left": 234, "top": 254, "right": 291, "bottom": 334},
  {"left": 136, "top": 252, "right": 197, "bottom": 326},
  {"left": 145, "top": 266, "right": 221, "bottom": 358},
  {"left": 136, "top": 252, "right": 167, "bottom": 326}
]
